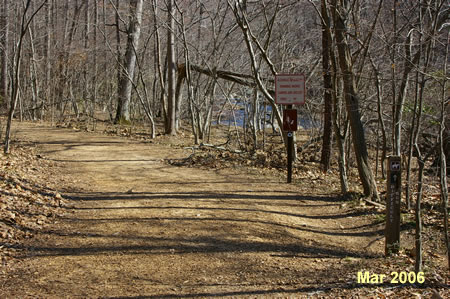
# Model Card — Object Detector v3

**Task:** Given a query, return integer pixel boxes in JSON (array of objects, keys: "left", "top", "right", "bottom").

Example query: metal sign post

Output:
[
  {"left": 385, "top": 156, "right": 402, "bottom": 256},
  {"left": 275, "top": 74, "right": 305, "bottom": 184}
]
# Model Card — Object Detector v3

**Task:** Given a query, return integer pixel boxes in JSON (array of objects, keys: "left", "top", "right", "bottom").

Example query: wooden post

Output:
[
  {"left": 283, "top": 105, "right": 296, "bottom": 184},
  {"left": 385, "top": 155, "right": 401, "bottom": 255},
  {"left": 287, "top": 130, "right": 293, "bottom": 183}
]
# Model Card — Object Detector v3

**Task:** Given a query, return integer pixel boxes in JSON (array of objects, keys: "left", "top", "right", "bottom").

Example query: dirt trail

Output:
[{"left": 2, "top": 122, "right": 384, "bottom": 298}]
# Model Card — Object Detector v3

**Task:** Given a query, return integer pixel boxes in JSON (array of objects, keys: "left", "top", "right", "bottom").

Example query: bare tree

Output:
[
  {"left": 92, "top": 0, "right": 98, "bottom": 130},
  {"left": 165, "top": 0, "right": 177, "bottom": 135},
  {"left": 320, "top": 0, "right": 333, "bottom": 171},
  {"left": 228, "top": 0, "right": 293, "bottom": 158},
  {"left": 0, "top": 0, "right": 8, "bottom": 111},
  {"left": 4, "top": 0, "right": 47, "bottom": 154},
  {"left": 438, "top": 34, "right": 449, "bottom": 270},
  {"left": 44, "top": 0, "right": 51, "bottom": 121},
  {"left": 331, "top": 0, "right": 379, "bottom": 199},
  {"left": 55, "top": 1, "right": 85, "bottom": 118},
  {"left": 114, "top": 0, "right": 144, "bottom": 124}
]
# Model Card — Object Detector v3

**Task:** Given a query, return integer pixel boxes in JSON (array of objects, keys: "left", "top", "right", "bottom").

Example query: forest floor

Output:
[{"left": 0, "top": 120, "right": 448, "bottom": 298}]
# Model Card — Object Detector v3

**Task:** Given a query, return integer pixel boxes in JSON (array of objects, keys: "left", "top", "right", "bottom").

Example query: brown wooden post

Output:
[
  {"left": 283, "top": 106, "right": 297, "bottom": 184},
  {"left": 385, "top": 155, "right": 402, "bottom": 255}
]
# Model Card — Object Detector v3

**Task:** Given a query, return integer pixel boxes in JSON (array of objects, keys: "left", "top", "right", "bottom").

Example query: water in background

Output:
[{"left": 211, "top": 99, "right": 317, "bottom": 130}]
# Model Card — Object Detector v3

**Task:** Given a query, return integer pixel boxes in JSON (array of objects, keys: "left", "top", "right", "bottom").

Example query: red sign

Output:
[
  {"left": 283, "top": 109, "right": 297, "bottom": 131},
  {"left": 275, "top": 74, "right": 306, "bottom": 105}
]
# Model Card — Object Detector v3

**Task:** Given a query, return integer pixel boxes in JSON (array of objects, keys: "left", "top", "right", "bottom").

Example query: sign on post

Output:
[
  {"left": 283, "top": 109, "right": 298, "bottom": 132},
  {"left": 275, "top": 74, "right": 305, "bottom": 184},
  {"left": 385, "top": 156, "right": 402, "bottom": 256},
  {"left": 275, "top": 74, "right": 305, "bottom": 105}
]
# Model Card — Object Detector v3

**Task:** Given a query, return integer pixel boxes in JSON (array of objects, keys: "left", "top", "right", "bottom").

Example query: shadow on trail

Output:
[
  {"left": 103, "top": 282, "right": 428, "bottom": 299},
  {"left": 47, "top": 159, "right": 162, "bottom": 163},
  {"left": 20, "top": 139, "right": 135, "bottom": 156},
  {"left": 59, "top": 190, "right": 387, "bottom": 238},
  {"left": 5, "top": 188, "right": 388, "bottom": 260},
  {"left": 65, "top": 191, "right": 343, "bottom": 203},
  {"left": 11, "top": 232, "right": 380, "bottom": 259},
  {"left": 67, "top": 205, "right": 367, "bottom": 221},
  {"left": 63, "top": 191, "right": 352, "bottom": 212},
  {"left": 59, "top": 215, "right": 385, "bottom": 238}
]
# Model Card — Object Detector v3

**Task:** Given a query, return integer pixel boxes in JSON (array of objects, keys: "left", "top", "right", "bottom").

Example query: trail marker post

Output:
[
  {"left": 385, "top": 156, "right": 402, "bottom": 255},
  {"left": 275, "top": 74, "right": 305, "bottom": 184},
  {"left": 283, "top": 107, "right": 297, "bottom": 183}
]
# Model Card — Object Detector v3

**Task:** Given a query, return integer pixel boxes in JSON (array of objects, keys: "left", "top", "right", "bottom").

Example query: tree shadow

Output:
[
  {"left": 64, "top": 191, "right": 343, "bottom": 203},
  {"left": 12, "top": 231, "right": 380, "bottom": 259},
  {"left": 9, "top": 189, "right": 389, "bottom": 259},
  {"left": 102, "top": 282, "right": 433, "bottom": 299}
]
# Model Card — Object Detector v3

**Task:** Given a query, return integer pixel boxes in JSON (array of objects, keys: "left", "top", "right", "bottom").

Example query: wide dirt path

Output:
[{"left": 3, "top": 122, "right": 383, "bottom": 298}]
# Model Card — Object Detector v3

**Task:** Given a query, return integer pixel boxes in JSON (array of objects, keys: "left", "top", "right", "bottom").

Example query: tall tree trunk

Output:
[
  {"left": 439, "top": 36, "right": 449, "bottom": 270},
  {"left": 390, "top": 0, "right": 398, "bottom": 155},
  {"left": 166, "top": 0, "right": 176, "bottom": 135},
  {"left": 4, "top": 0, "right": 46, "bottom": 154},
  {"left": 332, "top": 0, "right": 379, "bottom": 199},
  {"left": 114, "top": 0, "right": 121, "bottom": 107},
  {"left": 92, "top": 0, "right": 98, "bottom": 130},
  {"left": 44, "top": 0, "right": 51, "bottom": 121},
  {"left": 370, "top": 58, "right": 387, "bottom": 179},
  {"left": 27, "top": 26, "right": 39, "bottom": 120},
  {"left": 333, "top": 81, "right": 349, "bottom": 194},
  {"left": 414, "top": 146, "right": 424, "bottom": 273},
  {"left": 114, "top": 0, "right": 143, "bottom": 124},
  {"left": 252, "top": 88, "right": 258, "bottom": 151},
  {"left": 0, "top": 0, "right": 8, "bottom": 111},
  {"left": 151, "top": 0, "right": 168, "bottom": 129},
  {"left": 405, "top": 63, "right": 422, "bottom": 211},
  {"left": 320, "top": 0, "right": 333, "bottom": 171},
  {"left": 83, "top": 0, "right": 90, "bottom": 117},
  {"left": 393, "top": 33, "right": 421, "bottom": 157},
  {"left": 56, "top": 1, "right": 84, "bottom": 115}
]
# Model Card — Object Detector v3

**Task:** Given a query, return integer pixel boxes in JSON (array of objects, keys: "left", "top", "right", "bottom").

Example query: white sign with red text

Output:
[{"left": 275, "top": 74, "right": 305, "bottom": 105}]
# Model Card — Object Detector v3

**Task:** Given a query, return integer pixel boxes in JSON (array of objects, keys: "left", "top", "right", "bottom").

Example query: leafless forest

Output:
[{"left": 0, "top": 0, "right": 449, "bottom": 286}]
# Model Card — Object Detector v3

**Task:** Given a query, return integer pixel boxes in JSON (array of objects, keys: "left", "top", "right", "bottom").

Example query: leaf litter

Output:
[{"left": 0, "top": 142, "right": 67, "bottom": 268}]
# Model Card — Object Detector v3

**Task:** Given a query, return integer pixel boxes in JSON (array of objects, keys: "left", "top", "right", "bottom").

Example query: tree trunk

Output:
[
  {"left": 414, "top": 148, "right": 424, "bottom": 273},
  {"left": 439, "top": 84, "right": 449, "bottom": 273},
  {"left": 27, "top": 26, "right": 40, "bottom": 121},
  {"left": 405, "top": 59, "right": 423, "bottom": 209},
  {"left": 151, "top": 0, "right": 168, "bottom": 130},
  {"left": 4, "top": 0, "right": 46, "bottom": 154},
  {"left": 370, "top": 58, "right": 387, "bottom": 179},
  {"left": 390, "top": 0, "right": 398, "bottom": 155},
  {"left": 166, "top": 0, "right": 176, "bottom": 135},
  {"left": 393, "top": 34, "right": 421, "bottom": 157},
  {"left": 92, "top": 0, "right": 98, "bottom": 130},
  {"left": 332, "top": 0, "right": 379, "bottom": 199},
  {"left": 44, "top": 0, "right": 51, "bottom": 121},
  {"left": 252, "top": 88, "right": 259, "bottom": 151},
  {"left": 83, "top": 0, "right": 90, "bottom": 117},
  {"left": 0, "top": 0, "right": 8, "bottom": 111},
  {"left": 114, "top": 0, "right": 143, "bottom": 124},
  {"left": 114, "top": 0, "right": 121, "bottom": 103},
  {"left": 320, "top": 0, "right": 333, "bottom": 171},
  {"left": 439, "top": 30, "right": 449, "bottom": 271},
  {"left": 55, "top": 1, "right": 84, "bottom": 116}
]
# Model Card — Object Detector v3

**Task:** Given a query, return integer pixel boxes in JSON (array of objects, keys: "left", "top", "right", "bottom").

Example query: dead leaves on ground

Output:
[{"left": 0, "top": 144, "right": 65, "bottom": 263}]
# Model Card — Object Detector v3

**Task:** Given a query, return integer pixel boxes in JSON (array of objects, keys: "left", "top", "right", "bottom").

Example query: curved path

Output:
[{"left": 2, "top": 122, "right": 383, "bottom": 298}]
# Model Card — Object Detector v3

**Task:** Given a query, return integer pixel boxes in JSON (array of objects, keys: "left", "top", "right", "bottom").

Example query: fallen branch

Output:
[
  {"left": 362, "top": 198, "right": 385, "bottom": 208},
  {"left": 197, "top": 143, "right": 244, "bottom": 154}
]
